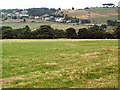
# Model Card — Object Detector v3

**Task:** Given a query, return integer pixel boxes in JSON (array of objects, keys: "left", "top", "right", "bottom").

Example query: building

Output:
[
  {"left": 95, "top": 23, "right": 102, "bottom": 26},
  {"left": 44, "top": 17, "right": 50, "bottom": 21},
  {"left": 34, "top": 16, "right": 40, "bottom": 19},
  {"left": 66, "top": 20, "right": 71, "bottom": 23},
  {"left": 55, "top": 18, "right": 64, "bottom": 22}
]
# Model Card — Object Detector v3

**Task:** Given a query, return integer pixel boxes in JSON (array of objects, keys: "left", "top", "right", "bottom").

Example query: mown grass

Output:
[{"left": 2, "top": 39, "right": 118, "bottom": 88}]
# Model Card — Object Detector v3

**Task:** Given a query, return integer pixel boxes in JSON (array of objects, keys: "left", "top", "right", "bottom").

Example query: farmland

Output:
[
  {"left": 1, "top": 22, "right": 88, "bottom": 30},
  {"left": 57, "top": 8, "right": 118, "bottom": 20},
  {"left": 2, "top": 7, "right": 118, "bottom": 30},
  {"left": 2, "top": 39, "right": 118, "bottom": 88}
]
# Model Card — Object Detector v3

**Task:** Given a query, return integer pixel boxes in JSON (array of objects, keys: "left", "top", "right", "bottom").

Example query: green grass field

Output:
[
  {"left": 2, "top": 22, "right": 88, "bottom": 30},
  {"left": 91, "top": 16, "right": 117, "bottom": 24},
  {"left": 85, "top": 7, "right": 118, "bottom": 11},
  {"left": 2, "top": 39, "right": 118, "bottom": 88}
]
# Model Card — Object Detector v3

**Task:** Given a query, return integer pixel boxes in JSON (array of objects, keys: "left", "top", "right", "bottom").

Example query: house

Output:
[
  {"left": 44, "top": 17, "right": 50, "bottom": 21},
  {"left": 55, "top": 18, "right": 64, "bottom": 22},
  {"left": 66, "top": 20, "right": 71, "bottom": 23},
  {"left": 95, "top": 23, "right": 102, "bottom": 26},
  {"left": 29, "top": 16, "right": 34, "bottom": 19},
  {"left": 21, "top": 10, "right": 28, "bottom": 15},
  {"left": 49, "top": 16, "right": 54, "bottom": 19},
  {"left": 85, "top": 23, "right": 95, "bottom": 26},
  {"left": 34, "top": 16, "right": 40, "bottom": 19},
  {"left": 7, "top": 13, "right": 12, "bottom": 17}
]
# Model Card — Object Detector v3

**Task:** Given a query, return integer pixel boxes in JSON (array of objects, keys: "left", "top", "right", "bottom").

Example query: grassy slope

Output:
[
  {"left": 57, "top": 7, "right": 118, "bottom": 23},
  {"left": 2, "top": 22, "right": 88, "bottom": 30},
  {"left": 2, "top": 39, "right": 118, "bottom": 88},
  {"left": 2, "top": 7, "right": 118, "bottom": 29},
  {"left": 85, "top": 7, "right": 118, "bottom": 11}
]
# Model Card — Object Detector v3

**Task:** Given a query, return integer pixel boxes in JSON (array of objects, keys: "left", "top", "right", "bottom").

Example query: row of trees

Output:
[
  {"left": 107, "top": 20, "right": 118, "bottom": 26},
  {"left": 26, "top": 8, "right": 57, "bottom": 17},
  {"left": 1, "top": 25, "right": 120, "bottom": 39}
]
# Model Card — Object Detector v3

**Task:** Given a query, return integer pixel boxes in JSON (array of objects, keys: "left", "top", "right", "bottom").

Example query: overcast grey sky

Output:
[{"left": 1, "top": 0, "right": 119, "bottom": 9}]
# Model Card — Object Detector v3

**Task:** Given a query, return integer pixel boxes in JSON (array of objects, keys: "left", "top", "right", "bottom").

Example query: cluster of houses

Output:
[
  {"left": 1, "top": 9, "right": 73, "bottom": 23},
  {"left": 1, "top": 3, "right": 116, "bottom": 25},
  {"left": 1, "top": 10, "right": 29, "bottom": 17},
  {"left": 1, "top": 10, "right": 104, "bottom": 26}
]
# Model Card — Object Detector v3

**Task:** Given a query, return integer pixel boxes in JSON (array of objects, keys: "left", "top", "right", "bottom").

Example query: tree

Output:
[
  {"left": 23, "top": 19, "right": 26, "bottom": 23},
  {"left": 78, "top": 26, "right": 106, "bottom": 39},
  {"left": 12, "top": 16, "right": 17, "bottom": 19},
  {"left": 15, "top": 28, "right": 25, "bottom": 39},
  {"left": 66, "top": 28, "right": 77, "bottom": 39},
  {"left": 81, "top": 19, "right": 91, "bottom": 24},
  {"left": 78, "top": 28, "right": 89, "bottom": 39},
  {"left": 2, "top": 28, "right": 16, "bottom": 39},
  {"left": 27, "top": 8, "right": 57, "bottom": 16},
  {"left": 23, "top": 25, "right": 31, "bottom": 39},
  {"left": 4, "top": 17, "right": 8, "bottom": 20},
  {"left": 35, "top": 25, "right": 54, "bottom": 39},
  {"left": 64, "top": 14, "right": 69, "bottom": 20},
  {"left": 58, "top": 8, "right": 61, "bottom": 10},
  {"left": 53, "top": 29, "right": 66, "bottom": 38},
  {"left": 107, "top": 20, "right": 118, "bottom": 26},
  {"left": 100, "top": 24, "right": 107, "bottom": 29},
  {"left": 104, "top": 32, "right": 116, "bottom": 39},
  {"left": 1, "top": 26, "right": 14, "bottom": 39},
  {"left": 114, "top": 25, "right": 120, "bottom": 39},
  {"left": 72, "top": 7, "right": 74, "bottom": 10},
  {"left": 84, "top": 7, "right": 89, "bottom": 9},
  {"left": 88, "top": 26, "right": 105, "bottom": 39}
]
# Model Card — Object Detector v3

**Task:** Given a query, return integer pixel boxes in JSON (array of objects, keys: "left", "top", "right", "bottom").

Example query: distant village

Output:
[{"left": 1, "top": 3, "right": 117, "bottom": 27}]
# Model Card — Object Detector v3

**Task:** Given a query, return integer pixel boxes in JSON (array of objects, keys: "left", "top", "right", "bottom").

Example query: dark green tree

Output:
[
  {"left": 58, "top": 8, "right": 61, "bottom": 10},
  {"left": 114, "top": 25, "right": 120, "bottom": 39},
  {"left": 23, "top": 25, "right": 31, "bottom": 39},
  {"left": 66, "top": 28, "right": 77, "bottom": 39},
  {"left": 15, "top": 28, "right": 25, "bottom": 39},
  {"left": 1, "top": 26, "right": 12, "bottom": 30},
  {"left": 78, "top": 28, "right": 89, "bottom": 39},
  {"left": 35, "top": 25, "right": 54, "bottom": 39},
  {"left": 53, "top": 29, "right": 66, "bottom": 38},
  {"left": 72, "top": 7, "right": 75, "bottom": 10},
  {"left": 88, "top": 26, "right": 105, "bottom": 39},
  {"left": 2, "top": 28, "right": 16, "bottom": 39},
  {"left": 23, "top": 19, "right": 26, "bottom": 23}
]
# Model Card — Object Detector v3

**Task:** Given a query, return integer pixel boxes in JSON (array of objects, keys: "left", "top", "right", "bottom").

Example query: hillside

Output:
[{"left": 56, "top": 7, "right": 118, "bottom": 23}]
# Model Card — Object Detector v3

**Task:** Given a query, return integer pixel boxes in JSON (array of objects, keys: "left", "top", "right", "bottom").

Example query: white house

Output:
[
  {"left": 44, "top": 17, "right": 50, "bottom": 21},
  {"left": 55, "top": 18, "right": 64, "bottom": 22},
  {"left": 95, "top": 23, "right": 102, "bottom": 26},
  {"left": 34, "top": 16, "right": 40, "bottom": 19},
  {"left": 66, "top": 20, "right": 71, "bottom": 23}
]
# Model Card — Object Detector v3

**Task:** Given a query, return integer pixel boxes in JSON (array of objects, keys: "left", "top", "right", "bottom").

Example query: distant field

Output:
[
  {"left": 2, "top": 22, "right": 88, "bottom": 30},
  {"left": 2, "top": 7, "right": 118, "bottom": 29},
  {"left": 85, "top": 7, "right": 118, "bottom": 11},
  {"left": 2, "top": 39, "right": 118, "bottom": 88},
  {"left": 1, "top": 22, "right": 53, "bottom": 30},
  {"left": 91, "top": 16, "right": 117, "bottom": 24},
  {"left": 58, "top": 7, "right": 118, "bottom": 21}
]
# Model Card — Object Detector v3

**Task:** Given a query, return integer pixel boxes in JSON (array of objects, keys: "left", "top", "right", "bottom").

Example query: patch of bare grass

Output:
[
  {"left": 45, "top": 63, "right": 58, "bottom": 66},
  {"left": 81, "top": 52, "right": 100, "bottom": 58},
  {"left": 3, "top": 76, "right": 25, "bottom": 83}
]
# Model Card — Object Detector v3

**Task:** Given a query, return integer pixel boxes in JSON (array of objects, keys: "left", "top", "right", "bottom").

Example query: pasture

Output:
[
  {"left": 2, "top": 22, "right": 88, "bottom": 30},
  {"left": 2, "top": 39, "right": 118, "bottom": 88}
]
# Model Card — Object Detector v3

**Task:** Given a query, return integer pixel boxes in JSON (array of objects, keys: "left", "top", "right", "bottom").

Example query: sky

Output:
[{"left": 0, "top": 0, "right": 119, "bottom": 9}]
